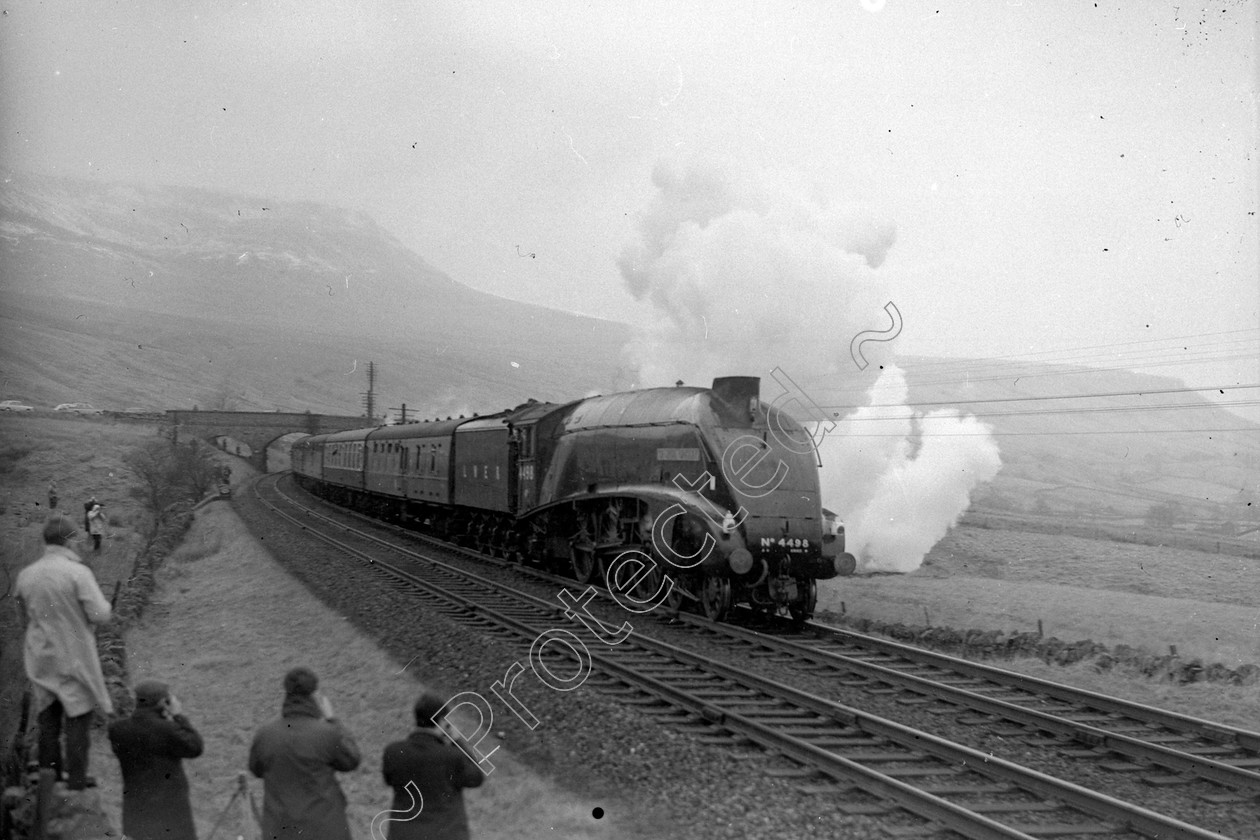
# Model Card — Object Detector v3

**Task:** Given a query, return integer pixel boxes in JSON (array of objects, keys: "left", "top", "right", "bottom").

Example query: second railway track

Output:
[{"left": 251, "top": 472, "right": 1254, "bottom": 839}]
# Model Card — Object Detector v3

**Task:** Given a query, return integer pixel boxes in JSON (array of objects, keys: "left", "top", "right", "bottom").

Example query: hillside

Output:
[
  {"left": 0, "top": 172, "right": 634, "bottom": 415},
  {"left": 1, "top": 173, "right": 1255, "bottom": 542},
  {"left": 896, "top": 355, "right": 1259, "bottom": 544}
]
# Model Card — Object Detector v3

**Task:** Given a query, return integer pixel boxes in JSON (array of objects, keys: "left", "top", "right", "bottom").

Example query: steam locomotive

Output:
[{"left": 290, "top": 376, "right": 855, "bottom": 623}]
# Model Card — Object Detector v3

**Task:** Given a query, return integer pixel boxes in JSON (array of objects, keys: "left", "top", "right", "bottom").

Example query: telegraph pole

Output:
[{"left": 362, "top": 361, "right": 377, "bottom": 420}]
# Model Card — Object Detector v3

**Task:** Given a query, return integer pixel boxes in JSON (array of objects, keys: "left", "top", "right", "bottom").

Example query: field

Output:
[{"left": 818, "top": 523, "right": 1260, "bottom": 728}]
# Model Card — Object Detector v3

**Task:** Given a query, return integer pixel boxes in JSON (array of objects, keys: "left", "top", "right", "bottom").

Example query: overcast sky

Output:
[{"left": 2, "top": 0, "right": 1256, "bottom": 394}]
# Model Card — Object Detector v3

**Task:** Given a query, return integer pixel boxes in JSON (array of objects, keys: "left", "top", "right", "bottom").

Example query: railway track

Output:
[
  {"left": 665, "top": 615, "right": 1260, "bottom": 801},
  {"left": 254, "top": 473, "right": 1242, "bottom": 839},
  {"left": 281, "top": 472, "right": 1260, "bottom": 803}
]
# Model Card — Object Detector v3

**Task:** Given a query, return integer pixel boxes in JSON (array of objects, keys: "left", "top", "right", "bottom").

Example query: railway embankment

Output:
[
  {"left": 84, "top": 500, "right": 636, "bottom": 840},
  {"left": 817, "top": 522, "right": 1260, "bottom": 731}
]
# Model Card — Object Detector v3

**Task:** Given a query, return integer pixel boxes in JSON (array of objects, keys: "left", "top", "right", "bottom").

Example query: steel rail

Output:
[
  {"left": 276, "top": 474, "right": 1260, "bottom": 801},
  {"left": 801, "top": 622, "right": 1260, "bottom": 754},
  {"left": 252, "top": 480, "right": 1070, "bottom": 838},
  {"left": 253, "top": 474, "right": 1236, "bottom": 840},
  {"left": 671, "top": 617, "right": 1260, "bottom": 795}
]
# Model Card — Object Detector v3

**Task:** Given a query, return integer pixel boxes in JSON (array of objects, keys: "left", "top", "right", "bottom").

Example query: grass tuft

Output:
[{"left": 0, "top": 445, "right": 34, "bottom": 474}]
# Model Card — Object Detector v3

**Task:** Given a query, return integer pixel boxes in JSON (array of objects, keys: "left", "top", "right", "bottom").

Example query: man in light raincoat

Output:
[{"left": 15, "top": 514, "right": 114, "bottom": 790}]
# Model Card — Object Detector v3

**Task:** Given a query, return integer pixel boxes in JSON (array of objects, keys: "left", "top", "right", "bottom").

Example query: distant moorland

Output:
[{"left": 2, "top": 172, "right": 1255, "bottom": 544}]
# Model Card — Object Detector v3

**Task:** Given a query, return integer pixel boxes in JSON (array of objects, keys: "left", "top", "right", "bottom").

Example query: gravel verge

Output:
[
  {"left": 236, "top": 481, "right": 911, "bottom": 840},
  {"left": 248, "top": 479, "right": 1257, "bottom": 838}
]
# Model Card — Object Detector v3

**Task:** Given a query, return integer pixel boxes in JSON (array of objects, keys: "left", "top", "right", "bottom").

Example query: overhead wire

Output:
[
  {"left": 799, "top": 328, "right": 1259, "bottom": 399},
  {"left": 825, "top": 427, "right": 1256, "bottom": 437},
  {"left": 835, "top": 399, "right": 1260, "bottom": 423},
  {"left": 817, "top": 382, "right": 1260, "bottom": 412},
  {"left": 890, "top": 327, "right": 1259, "bottom": 370}
]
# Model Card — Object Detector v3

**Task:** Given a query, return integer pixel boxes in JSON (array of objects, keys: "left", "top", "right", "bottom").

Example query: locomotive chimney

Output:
[{"left": 711, "top": 376, "right": 761, "bottom": 418}]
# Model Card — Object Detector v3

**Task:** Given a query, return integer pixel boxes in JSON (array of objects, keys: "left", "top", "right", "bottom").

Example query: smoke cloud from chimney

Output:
[{"left": 619, "top": 155, "right": 1001, "bottom": 572}]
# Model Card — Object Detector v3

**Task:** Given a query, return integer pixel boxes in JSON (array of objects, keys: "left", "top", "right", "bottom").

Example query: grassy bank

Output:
[
  {"left": 823, "top": 522, "right": 1260, "bottom": 665},
  {"left": 0, "top": 414, "right": 162, "bottom": 778},
  {"left": 88, "top": 503, "right": 625, "bottom": 840}
]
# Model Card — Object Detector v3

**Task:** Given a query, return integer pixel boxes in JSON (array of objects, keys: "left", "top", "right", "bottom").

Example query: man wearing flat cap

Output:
[
  {"left": 15, "top": 515, "right": 113, "bottom": 791},
  {"left": 107, "top": 680, "right": 204, "bottom": 840},
  {"left": 249, "top": 667, "right": 362, "bottom": 840},
  {"left": 380, "top": 691, "right": 485, "bottom": 840}
]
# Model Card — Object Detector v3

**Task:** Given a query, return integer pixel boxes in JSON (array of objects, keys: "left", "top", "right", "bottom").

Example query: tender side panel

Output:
[{"left": 453, "top": 419, "right": 511, "bottom": 513}]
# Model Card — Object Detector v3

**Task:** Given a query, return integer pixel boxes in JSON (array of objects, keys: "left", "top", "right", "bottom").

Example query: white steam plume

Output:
[
  {"left": 620, "top": 155, "right": 1000, "bottom": 572},
  {"left": 818, "top": 366, "right": 1002, "bottom": 572},
  {"left": 617, "top": 157, "right": 892, "bottom": 386}
]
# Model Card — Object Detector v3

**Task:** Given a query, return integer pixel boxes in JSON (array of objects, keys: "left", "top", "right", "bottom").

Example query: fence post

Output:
[
  {"left": 33, "top": 768, "right": 56, "bottom": 840},
  {"left": 237, "top": 773, "right": 256, "bottom": 840}
]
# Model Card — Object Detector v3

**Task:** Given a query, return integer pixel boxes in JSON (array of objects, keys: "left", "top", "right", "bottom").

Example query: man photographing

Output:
[
  {"left": 249, "top": 667, "right": 362, "bottom": 840},
  {"left": 108, "top": 680, "right": 204, "bottom": 840}
]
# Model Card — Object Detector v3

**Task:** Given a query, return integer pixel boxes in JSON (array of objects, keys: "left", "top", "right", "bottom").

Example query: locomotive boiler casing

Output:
[
  {"left": 532, "top": 377, "right": 844, "bottom": 586},
  {"left": 288, "top": 374, "right": 851, "bottom": 623}
]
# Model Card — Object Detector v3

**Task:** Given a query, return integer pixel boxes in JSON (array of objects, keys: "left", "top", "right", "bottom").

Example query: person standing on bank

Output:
[
  {"left": 86, "top": 502, "right": 106, "bottom": 553},
  {"left": 381, "top": 692, "right": 485, "bottom": 840},
  {"left": 108, "top": 680, "right": 204, "bottom": 840},
  {"left": 14, "top": 515, "right": 113, "bottom": 790},
  {"left": 249, "top": 667, "right": 361, "bottom": 840}
]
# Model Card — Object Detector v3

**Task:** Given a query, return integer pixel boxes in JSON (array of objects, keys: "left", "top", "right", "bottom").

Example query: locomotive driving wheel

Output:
[
  {"left": 629, "top": 555, "right": 677, "bottom": 611},
  {"left": 571, "top": 542, "right": 601, "bottom": 584},
  {"left": 788, "top": 578, "right": 817, "bottom": 626},
  {"left": 662, "top": 572, "right": 686, "bottom": 614},
  {"left": 700, "top": 574, "right": 732, "bottom": 622}
]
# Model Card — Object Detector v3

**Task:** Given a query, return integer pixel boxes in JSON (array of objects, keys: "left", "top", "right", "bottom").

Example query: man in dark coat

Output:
[
  {"left": 107, "top": 680, "right": 204, "bottom": 840},
  {"left": 380, "top": 692, "right": 485, "bottom": 840},
  {"left": 249, "top": 667, "right": 361, "bottom": 840}
]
